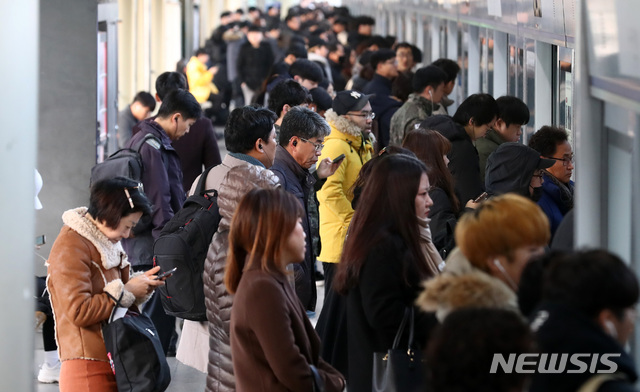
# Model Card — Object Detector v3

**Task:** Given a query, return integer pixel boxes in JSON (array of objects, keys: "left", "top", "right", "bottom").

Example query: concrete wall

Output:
[{"left": 36, "top": 0, "right": 99, "bottom": 275}]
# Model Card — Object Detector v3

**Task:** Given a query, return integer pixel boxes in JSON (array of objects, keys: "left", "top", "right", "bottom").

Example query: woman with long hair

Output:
[
  {"left": 46, "top": 177, "right": 164, "bottom": 391},
  {"left": 225, "top": 188, "right": 345, "bottom": 392},
  {"left": 334, "top": 154, "right": 439, "bottom": 392},
  {"left": 403, "top": 128, "right": 477, "bottom": 258}
]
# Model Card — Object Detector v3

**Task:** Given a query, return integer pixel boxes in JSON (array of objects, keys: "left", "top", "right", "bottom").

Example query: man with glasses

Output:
[
  {"left": 315, "top": 90, "right": 375, "bottom": 294},
  {"left": 270, "top": 107, "right": 342, "bottom": 314},
  {"left": 528, "top": 126, "right": 575, "bottom": 237}
]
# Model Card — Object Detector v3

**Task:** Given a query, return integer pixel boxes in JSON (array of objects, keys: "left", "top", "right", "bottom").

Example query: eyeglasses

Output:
[
  {"left": 348, "top": 111, "right": 376, "bottom": 120},
  {"left": 299, "top": 137, "right": 324, "bottom": 152},
  {"left": 123, "top": 184, "right": 143, "bottom": 209},
  {"left": 544, "top": 155, "right": 574, "bottom": 167}
]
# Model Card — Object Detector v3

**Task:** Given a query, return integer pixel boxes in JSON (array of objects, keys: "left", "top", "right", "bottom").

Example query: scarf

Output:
[{"left": 418, "top": 216, "right": 443, "bottom": 278}]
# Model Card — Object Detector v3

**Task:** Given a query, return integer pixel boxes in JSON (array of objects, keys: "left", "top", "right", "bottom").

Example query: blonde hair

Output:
[{"left": 455, "top": 194, "right": 550, "bottom": 270}]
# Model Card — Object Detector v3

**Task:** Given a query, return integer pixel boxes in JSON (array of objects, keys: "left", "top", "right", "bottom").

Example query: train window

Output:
[
  {"left": 468, "top": 25, "right": 480, "bottom": 94},
  {"left": 480, "top": 28, "right": 494, "bottom": 96},
  {"left": 524, "top": 39, "right": 536, "bottom": 141},
  {"left": 493, "top": 31, "right": 508, "bottom": 97},
  {"left": 507, "top": 35, "right": 522, "bottom": 100},
  {"left": 97, "top": 25, "right": 108, "bottom": 163},
  {"left": 460, "top": 24, "right": 470, "bottom": 100}
]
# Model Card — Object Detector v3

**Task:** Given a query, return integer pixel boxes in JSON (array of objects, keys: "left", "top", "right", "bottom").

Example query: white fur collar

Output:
[
  {"left": 325, "top": 109, "right": 367, "bottom": 138},
  {"left": 62, "top": 207, "right": 130, "bottom": 270}
]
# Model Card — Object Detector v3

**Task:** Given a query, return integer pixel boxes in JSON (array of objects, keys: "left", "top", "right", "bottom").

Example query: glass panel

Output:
[
  {"left": 555, "top": 47, "right": 574, "bottom": 135},
  {"left": 524, "top": 39, "right": 536, "bottom": 140},
  {"left": 460, "top": 25, "right": 469, "bottom": 100},
  {"left": 487, "top": 32, "right": 494, "bottom": 96},
  {"left": 97, "top": 28, "right": 108, "bottom": 163}
]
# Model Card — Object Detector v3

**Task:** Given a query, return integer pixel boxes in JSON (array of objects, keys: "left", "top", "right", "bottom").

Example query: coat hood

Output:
[
  {"left": 485, "top": 142, "right": 555, "bottom": 197},
  {"left": 61, "top": 207, "right": 129, "bottom": 270},
  {"left": 419, "top": 115, "right": 467, "bottom": 142}
]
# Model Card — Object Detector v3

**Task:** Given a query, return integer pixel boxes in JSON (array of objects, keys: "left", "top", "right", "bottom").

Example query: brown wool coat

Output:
[{"left": 231, "top": 267, "right": 344, "bottom": 392}]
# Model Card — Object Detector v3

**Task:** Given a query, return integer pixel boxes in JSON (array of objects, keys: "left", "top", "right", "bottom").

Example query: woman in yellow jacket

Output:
[
  {"left": 316, "top": 91, "right": 375, "bottom": 293},
  {"left": 185, "top": 49, "right": 219, "bottom": 104}
]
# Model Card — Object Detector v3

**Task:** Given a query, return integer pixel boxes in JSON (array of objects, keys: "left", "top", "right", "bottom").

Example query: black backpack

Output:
[
  {"left": 90, "top": 133, "right": 162, "bottom": 186},
  {"left": 153, "top": 166, "right": 220, "bottom": 321}
]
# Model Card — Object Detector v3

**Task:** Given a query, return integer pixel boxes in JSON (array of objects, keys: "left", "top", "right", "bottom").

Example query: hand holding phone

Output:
[
  {"left": 155, "top": 267, "right": 177, "bottom": 280},
  {"left": 473, "top": 192, "right": 489, "bottom": 203},
  {"left": 333, "top": 154, "right": 346, "bottom": 163}
]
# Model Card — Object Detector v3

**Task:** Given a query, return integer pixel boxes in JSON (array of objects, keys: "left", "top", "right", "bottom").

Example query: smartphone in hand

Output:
[
  {"left": 474, "top": 192, "right": 489, "bottom": 203},
  {"left": 155, "top": 267, "right": 177, "bottom": 280},
  {"left": 333, "top": 154, "right": 346, "bottom": 163}
]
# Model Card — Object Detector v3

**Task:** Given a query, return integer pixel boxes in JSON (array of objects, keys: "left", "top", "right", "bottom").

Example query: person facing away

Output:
[
  {"left": 46, "top": 178, "right": 165, "bottom": 391},
  {"left": 135, "top": 71, "right": 221, "bottom": 191},
  {"left": 270, "top": 107, "right": 342, "bottom": 313},
  {"left": 485, "top": 142, "right": 556, "bottom": 202},
  {"left": 226, "top": 188, "right": 346, "bottom": 392},
  {"left": 117, "top": 91, "right": 155, "bottom": 148},
  {"left": 267, "top": 79, "right": 312, "bottom": 131},
  {"left": 420, "top": 93, "right": 498, "bottom": 203},
  {"left": 175, "top": 106, "right": 279, "bottom": 386},
  {"left": 333, "top": 154, "right": 439, "bottom": 392},
  {"left": 389, "top": 65, "right": 448, "bottom": 146},
  {"left": 528, "top": 125, "right": 575, "bottom": 238},
  {"left": 121, "top": 89, "right": 201, "bottom": 353},
  {"left": 527, "top": 250, "right": 639, "bottom": 392},
  {"left": 363, "top": 48, "right": 402, "bottom": 149},
  {"left": 476, "top": 96, "right": 530, "bottom": 182},
  {"left": 431, "top": 58, "right": 461, "bottom": 115},
  {"left": 315, "top": 90, "right": 375, "bottom": 294}
]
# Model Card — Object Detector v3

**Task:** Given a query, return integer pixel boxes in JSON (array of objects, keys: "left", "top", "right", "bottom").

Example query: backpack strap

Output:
[
  {"left": 135, "top": 133, "right": 162, "bottom": 152},
  {"left": 195, "top": 165, "right": 217, "bottom": 196}
]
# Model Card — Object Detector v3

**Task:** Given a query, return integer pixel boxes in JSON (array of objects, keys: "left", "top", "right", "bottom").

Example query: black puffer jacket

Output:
[
  {"left": 420, "top": 115, "right": 484, "bottom": 203},
  {"left": 530, "top": 302, "right": 638, "bottom": 392}
]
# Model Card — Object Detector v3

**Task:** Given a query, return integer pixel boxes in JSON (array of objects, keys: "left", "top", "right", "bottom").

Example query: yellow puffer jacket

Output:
[
  {"left": 316, "top": 110, "right": 374, "bottom": 264},
  {"left": 185, "top": 56, "right": 218, "bottom": 104}
]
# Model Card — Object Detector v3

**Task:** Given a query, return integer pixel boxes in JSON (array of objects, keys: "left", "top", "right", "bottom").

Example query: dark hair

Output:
[
  {"left": 517, "top": 252, "right": 556, "bottom": 317},
  {"left": 362, "top": 35, "right": 392, "bottom": 50},
  {"left": 309, "top": 87, "right": 332, "bottom": 112},
  {"left": 452, "top": 93, "right": 498, "bottom": 127},
  {"left": 220, "top": 11, "right": 231, "bottom": 18},
  {"left": 350, "top": 147, "right": 416, "bottom": 209},
  {"left": 542, "top": 249, "right": 639, "bottom": 320},
  {"left": 395, "top": 42, "right": 413, "bottom": 52},
  {"left": 286, "top": 44, "right": 308, "bottom": 59},
  {"left": 88, "top": 177, "right": 153, "bottom": 229},
  {"left": 225, "top": 188, "right": 303, "bottom": 293},
  {"left": 155, "top": 72, "right": 187, "bottom": 100},
  {"left": 195, "top": 48, "right": 208, "bottom": 57},
  {"left": 432, "top": 58, "right": 461, "bottom": 84},
  {"left": 355, "top": 15, "right": 375, "bottom": 27},
  {"left": 370, "top": 48, "right": 396, "bottom": 70},
  {"left": 403, "top": 128, "right": 460, "bottom": 212},
  {"left": 132, "top": 91, "right": 156, "bottom": 111},
  {"left": 235, "top": 8, "right": 244, "bottom": 15},
  {"left": 224, "top": 105, "right": 277, "bottom": 153},
  {"left": 279, "top": 106, "right": 330, "bottom": 147},
  {"left": 427, "top": 308, "right": 534, "bottom": 392},
  {"left": 267, "top": 80, "right": 311, "bottom": 117},
  {"left": 496, "top": 96, "right": 530, "bottom": 126},
  {"left": 290, "top": 59, "right": 324, "bottom": 83},
  {"left": 412, "top": 65, "right": 448, "bottom": 94},
  {"left": 528, "top": 125, "right": 569, "bottom": 157},
  {"left": 335, "top": 155, "right": 430, "bottom": 293},
  {"left": 410, "top": 44, "right": 423, "bottom": 63},
  {"left": 156, "top": 89, "right": 202, "bottom": 120}
]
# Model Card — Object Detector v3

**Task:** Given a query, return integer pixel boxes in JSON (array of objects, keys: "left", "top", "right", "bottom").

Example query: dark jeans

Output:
[{"left": 36, "top": 276, "right": 57, "bottom": 351}]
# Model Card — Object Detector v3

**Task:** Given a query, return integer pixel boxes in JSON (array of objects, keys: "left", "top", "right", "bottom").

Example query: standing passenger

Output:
[
  {"left": 315, "top": 90, "right": 375, "bottom": 295},
  {"left": 47, "top": 178, "right": 165, "bottom": 391},
  {"left": 227, "top": 188, "right": 346, "bottom": 392},
  {"left": 335, "top": 154, "right": 439, "bottom": 392},
  {"left": 420, "top": 93, "right": 498, "bottom": 203},
  {"left": 431, "top": 58, "right": 461, "bottom": 115},
  {"left": 116, "top": 91, "right": 155, "bottom": 149}
]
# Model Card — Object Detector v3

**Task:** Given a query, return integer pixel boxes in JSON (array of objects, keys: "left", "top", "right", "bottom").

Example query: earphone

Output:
[
  {"left": 492, "top": 259, "right": 518, "bottom": 290},
  {"left": 258, "top": 143, "right": 263, "bottom": 150},
  {"left": 604, "top": 320, "right": 618, "bottom": 339},
  {"left": 428, "top": 89, "right": 433, "bottom": 98},
  {"left": 293, "top": 140, "right": 298, "bottom": 147}
]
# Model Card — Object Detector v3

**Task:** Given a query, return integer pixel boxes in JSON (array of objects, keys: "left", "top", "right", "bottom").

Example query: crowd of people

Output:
[{"left": 41, "top": 2, "right": 636, "bottom": 392}]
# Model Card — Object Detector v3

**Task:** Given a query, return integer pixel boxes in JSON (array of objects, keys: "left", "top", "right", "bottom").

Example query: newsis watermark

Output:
[{"left": 490, "top": 353, "right": 621, "bottom": 374}]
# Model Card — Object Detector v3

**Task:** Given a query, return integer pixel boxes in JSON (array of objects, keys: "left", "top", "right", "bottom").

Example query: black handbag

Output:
[
  {"left": 102, "top": 292, "right": 171, "bottom": 392},
  {"left": 372, "top": 307, "right": 426, "bottom": 392}
]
